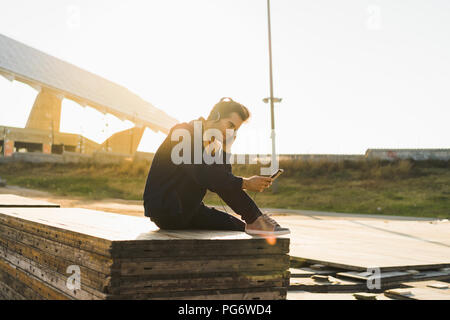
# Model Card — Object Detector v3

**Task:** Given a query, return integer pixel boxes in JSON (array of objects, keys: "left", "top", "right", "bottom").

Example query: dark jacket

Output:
[{"left": 143, "top": 117, "right": 262, "bottom": 227}]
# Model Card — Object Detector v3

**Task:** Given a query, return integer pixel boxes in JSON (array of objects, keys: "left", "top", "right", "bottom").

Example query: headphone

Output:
[
  {"left": 212, "top": 110, "right": 221, "bottom": 122},
  {"left": 212, "top": 97, "right": 234, "bottom": 122}
]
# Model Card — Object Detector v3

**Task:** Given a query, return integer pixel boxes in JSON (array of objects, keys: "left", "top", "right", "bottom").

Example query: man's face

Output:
[{"left": 208, "top": 111, "right": 244, "bottom": 145}]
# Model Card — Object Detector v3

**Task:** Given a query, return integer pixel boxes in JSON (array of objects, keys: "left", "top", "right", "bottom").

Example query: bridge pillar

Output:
[
  {"left": 26, "top": 88, "right": 62, "bottom": 132},
  {"left": 101, "top": 126, "right": 145, "bottom": 155}
]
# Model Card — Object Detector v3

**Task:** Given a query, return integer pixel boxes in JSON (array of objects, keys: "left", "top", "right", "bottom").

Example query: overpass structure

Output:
[{"left": 0, "top": 33, "right": 178, "bottom": 157}]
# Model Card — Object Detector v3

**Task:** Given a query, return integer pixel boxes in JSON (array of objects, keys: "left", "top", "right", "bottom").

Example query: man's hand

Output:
[{"left": 242, "top": 176, "right": 273, "bottom": 192}]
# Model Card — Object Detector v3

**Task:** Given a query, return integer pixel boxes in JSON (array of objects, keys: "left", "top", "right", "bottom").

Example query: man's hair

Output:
[{"left": 207, "top": 97, "right": 250, "bottom": 122}]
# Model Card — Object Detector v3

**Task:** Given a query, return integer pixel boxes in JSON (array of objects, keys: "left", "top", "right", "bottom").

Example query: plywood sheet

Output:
[
  {"left": 275, "top": 216, "right": 450, "bottom": 271},
  {"left": 385, "top": 281, "right": 450, "bottom": 300},
  {"left": 0, "top": 194, "right": 59, "bottom": 208},
  {"left": 0, "top": 207, "right": 288, "bottom": 243},
  {"left": 0, "top": 207, "right": 290, "bottom": 300}
]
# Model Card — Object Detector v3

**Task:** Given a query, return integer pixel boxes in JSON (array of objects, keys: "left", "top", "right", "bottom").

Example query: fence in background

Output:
[{"left": 365, "top": 149, "right": 450, "bottom": 161}]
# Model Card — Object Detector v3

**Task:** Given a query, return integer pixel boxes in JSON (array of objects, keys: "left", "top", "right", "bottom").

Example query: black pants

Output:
[{"left": 150, "top": 204, "right": 246, "bottom": 232}]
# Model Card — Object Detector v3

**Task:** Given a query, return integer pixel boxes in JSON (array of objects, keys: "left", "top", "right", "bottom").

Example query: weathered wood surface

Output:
[
  {"left": 0, "top": 207, "right": 289, "bottom": 249},
  {"left": 289, "top": 275, "right": 413, "bottom": 293},
  {"left": 288, "top": 262, "right": 450, "bottom": 296},
  {"left": 0, "top": 194, "right": 60, "bottom": 208},
  {"left": 108, "top": 287, "right": 287, "bottom": 300},
  {"left": 0, "top": 259, "right": 70, "bottom": 300},
  {"left": 412, "top": 269, "right": 450, "bottom": 281},
  {"left": 385, "top": 280, "right": 450, "bottom": 300},
  {"left": 0, "top": 245, "right": 105, "bottom": 299},
  {"left": 0, "top": 280, "right": 27, "bottom": 300},
  {"left": 118, "top": 255, "right": 289, "bottom": 276},
  {"left": 289, "top": 276, "right": 377, "bottom": 293},
  {"left": 337, "top": 269, "right": 450, "bottom": 283},
  {"left": 117, "top": 271, "right": 290, "bottom": 294},
  {"left": 289, "top": 267, "right": 340, "bottom": 278},
  {"left": 0, "top": 223, "right": 114, "bottom": 274},
  {"left": 0, "top": 242, "right": 109, "bottom": 294},
  {"left": 336, "top": 270, "right": 413, "bottom": 282},
  {"left": 287, "top": 290, "right": 393, "bottom": 300},
  {"left": 0, "top": 209, "right": 113, "bottom": 256},
  {"left": 0, "top": 263, "right": 287, "bottom": 300},
  {"left": 0, "top": 236, "right": 288, "bottom": 295},
  {"left": 0, "top": 207, "right": 290, "bottom": 300},
  {"left": 274, "top": 216, "right": 450, "bottom": 271},
  {"left": 112, "top": 239, "right": 289, "bottom": 258}
]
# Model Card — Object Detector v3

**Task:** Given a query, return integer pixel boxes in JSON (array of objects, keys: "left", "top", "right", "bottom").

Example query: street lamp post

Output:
[{"left": 264, "top": 0, "right": 281, "bottom": 193}]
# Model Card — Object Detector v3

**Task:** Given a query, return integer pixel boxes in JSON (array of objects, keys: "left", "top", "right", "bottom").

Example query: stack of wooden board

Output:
[
  {"left": 288, "top": 262, "right": 450, "bottom": 294},
  {"left": 280, "top": 214, "right": 450, "bottom": 299},
  {"left": 0, "top": 207, "right": 290, "bottom": 300}
]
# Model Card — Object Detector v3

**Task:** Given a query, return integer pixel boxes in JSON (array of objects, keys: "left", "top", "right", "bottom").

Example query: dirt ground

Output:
[{"left": 0, "top": 184, "right": 437, "bottom": 222}]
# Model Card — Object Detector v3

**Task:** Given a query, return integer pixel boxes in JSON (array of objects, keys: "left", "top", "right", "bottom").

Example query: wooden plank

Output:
[
  {"left": 108, "top": 287, "right": 287, "bottom": 300},
  {"left": 0, "top": 207, "right": 289, "bottom": 242},
  {"left": 0, "top": 268, "right": 45, "bottom": 300},
  {"left": 0, "top": 194, "right": 60, "bottom": 208},
  {"left": 411, "top": 269, "right": 450, "bottom": 281},
  {"left": 0, "top": 244, "right": 105, "bottom": 299},
  {"left": 289, "top": 267, "right": 340, "bottom": 278},
  {"left": 0, "top": 259, "right": 71, "bottom": 300},
  {"left": 336, "top": 270, "right": 413, "bottom": 283},
  {"left": 289, "top": 275, "right": 407, "bottom": 293},
  {"left": 0, "top": 280, "right": 27, "bottom": 300},
  {"left": 287, "top": 290, "right": 393, "bottom": 300},
  {"left": 275, "top": 216, "right": 450, "bottom": 271},
  {"left": 0, "top": 211, "right": 113, "bottom": 257},
  {"left": 289, "top": 276, "right": 369, "bottom": 293},
  {"left": 0, "top": 223, "right": 114, "bottom": 274},
  {"left": 0, "top": 238, "right": 111, "bottom": 291},
  {"left": 336, "top": 269, "right": 450, "bottom": 286},
  {"left": 111, "top": 239, "right": 289, "bottom": 258},
  {"left": 117, "top": 271, "right": 290, "bottom": 294},
  {"left": 385, "top": 281, "right": 450, "bottom": 300},
  {"left": 0, "top": 278, "right": 283, "bottom": 300},
  {"left": 352, "top": 292, "right": 378, "bottom": 300},
  {"left": 118, "top": 254, "right": 289, "bottom": 276}
]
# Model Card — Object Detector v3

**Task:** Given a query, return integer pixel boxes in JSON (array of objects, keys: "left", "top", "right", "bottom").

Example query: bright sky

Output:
[{"left": 1, "top": 0, "right": 449, "bottom": 154}]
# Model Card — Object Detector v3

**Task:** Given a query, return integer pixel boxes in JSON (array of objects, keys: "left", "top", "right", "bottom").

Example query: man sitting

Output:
[{"left": 143, "top": 97, "right": 290, "bottom": 236}]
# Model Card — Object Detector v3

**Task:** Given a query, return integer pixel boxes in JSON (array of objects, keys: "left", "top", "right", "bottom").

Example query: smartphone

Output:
[{"left": 270, "top": 169, "right": 284, "bottom": 180}]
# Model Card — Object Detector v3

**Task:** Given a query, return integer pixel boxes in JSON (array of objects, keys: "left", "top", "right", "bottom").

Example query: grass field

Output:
[{"left": 0, "top": 158, "right": 449, "bottom": 219}]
